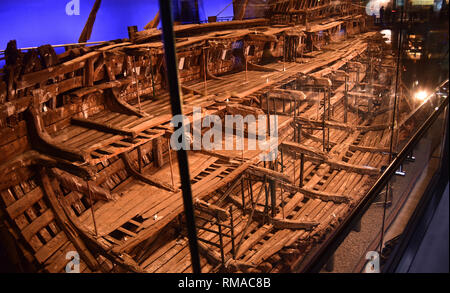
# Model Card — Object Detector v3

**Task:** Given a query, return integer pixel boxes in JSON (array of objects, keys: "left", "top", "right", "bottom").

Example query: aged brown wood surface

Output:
[{"left": 0, "top": 1, "right": 419, "bottom": 273}]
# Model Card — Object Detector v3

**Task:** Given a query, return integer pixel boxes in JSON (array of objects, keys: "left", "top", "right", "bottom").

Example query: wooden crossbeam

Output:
[
  {"left": 271, "top": 218, "right": 319, "bottom": 230},
  {"left": 246, "top": 165, "right": 292, "bottom": 184},
  {"left": 294, "top": 116, "right": 389, "bottom": 132},
  {"left": 268, "top": 89, "right": 307, "bottom": 101},
  {"left": 71, "top": 117, "right": 137, "bottom": 138},
  {"left": 226, "top": 103, "right": 265, "bottom": 116},
  {"left": 281, "top": 182, "right": 351, "bottom": 203},
  {"left": 194, "top": 199, "right": 229, "bottom": 221},
  {"left": 281, "top": 141, "right": 329, "bottom": 160}
]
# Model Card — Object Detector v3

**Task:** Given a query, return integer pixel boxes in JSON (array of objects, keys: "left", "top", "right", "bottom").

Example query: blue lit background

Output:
[{"left": 0, "top": 0, "right": 234, "bottom": 50}]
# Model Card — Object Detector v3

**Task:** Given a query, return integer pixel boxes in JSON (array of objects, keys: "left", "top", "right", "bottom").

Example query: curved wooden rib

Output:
[
  {"left": 43, "top": 170, "right": 145, "bottom": 273},
  {"left": 40, "top": 170, "right": 101, "bottom": 272},
  {"left": 24, "top": 109, "right": 88, "bottom": 163},
  {"left": 105, "top": 88, "right": 148, "bottom": 117}
]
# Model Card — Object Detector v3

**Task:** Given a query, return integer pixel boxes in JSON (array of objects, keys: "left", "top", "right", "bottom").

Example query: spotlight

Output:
[{"left": 414, "top": 90, "right": 428, "bottom": 101}]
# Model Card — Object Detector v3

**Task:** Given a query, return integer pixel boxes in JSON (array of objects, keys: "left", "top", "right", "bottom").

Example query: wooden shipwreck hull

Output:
[{"left": 0, "top": 1, "right": 419, "bottom": 273}]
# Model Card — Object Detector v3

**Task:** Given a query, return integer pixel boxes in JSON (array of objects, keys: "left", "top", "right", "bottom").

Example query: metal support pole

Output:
[
  {"left": 269, "top": 179, "right": 277, "bottom": 217},
  {"left": 229, "top": 206, "right": 236, "bottom": 259},
  {"left": 217, "top": 220, "right": 225, "bottom": 267},
  {"left": 300, "top": 153, "right": 305, "bottom": 188},
  {"left": 241, "top": 177, "right": 246, "bottom": 215},
  {"left": 159, "top": 0, "right": 201, "bottom": 274},
  {"left": 344, "top": 73, "right": 348, "bottom": 123}
]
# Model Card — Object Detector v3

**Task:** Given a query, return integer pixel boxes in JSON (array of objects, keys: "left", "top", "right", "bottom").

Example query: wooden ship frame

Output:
[{"left": 0, "top": 0, "right": 419, "bottom": 273}]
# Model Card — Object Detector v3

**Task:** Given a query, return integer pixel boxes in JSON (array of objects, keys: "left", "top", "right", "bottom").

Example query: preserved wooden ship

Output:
[{"left": 0, "top": 0, "right": 420, "bottom": 273}]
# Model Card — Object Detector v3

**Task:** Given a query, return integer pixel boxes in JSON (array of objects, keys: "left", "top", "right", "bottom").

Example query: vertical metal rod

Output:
[
  {"left": 280, "top": 185, "right": 285, "bottom": 219},
  {"left": 86, "top": 180, "right": 98, "bottom": 236},
  {"left": 241, "top": 177, "right": 246, "bottom": 214},
  {"left": 159, "top": 0, "right": 201, "bottom": 274},
  {"left": 249, "top": 179, "right": 254, "bottom": 203},
  {"left": 167, "top": 139, "right": 175, "bottom": 188},
  {"left": 229, "top": 206, "right": 236, "bottom": 259},
  {"left": 344, "top": 73, "right": 348, "bottom": 123},
  {"left": 217, "top": 220, "right": 225, "bottom": 267},
  {"left": 269, "top": 179, "right": 277, "bottom": 217}
]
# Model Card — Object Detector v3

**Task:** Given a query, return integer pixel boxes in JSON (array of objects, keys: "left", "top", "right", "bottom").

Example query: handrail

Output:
[{"left": 297, "top": 79, "right": 449, "bottom": 273}]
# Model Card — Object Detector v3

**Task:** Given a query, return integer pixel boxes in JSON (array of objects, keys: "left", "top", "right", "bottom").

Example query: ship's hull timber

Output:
[{"left": 0, "top": 2, "right": 423, "bottom": 273}]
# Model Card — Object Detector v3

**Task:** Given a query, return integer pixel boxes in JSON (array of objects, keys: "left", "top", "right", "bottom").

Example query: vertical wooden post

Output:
[
  {"left": 132, "top": 56, "right": 142, "bottom": 112},
  {"left": 148, "top": 49, "right": 156, "bottom": 99},
  {"left": 217, "top": 220, "right": 225, "bottom": 267},
  {"left": 86, "top": 180, "right": 98, "bottom": 236},
  {"left": 299, "top": 153, "right": 304, "bottom": 188},
  {"left": 203, "top": 47, "right": 208, "bottom": 95},
  {"left": 153, "top": 136, "right": 164, "bottom": 168},
  {"left": 137, "top": 146, "right": 143, "bottom": 173},
  {"left": 167, "top": 139, "right": 175, "bottom": 187}
]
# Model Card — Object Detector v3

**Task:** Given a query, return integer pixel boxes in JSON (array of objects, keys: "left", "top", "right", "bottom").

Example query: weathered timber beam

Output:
[
  {"left": 247, "top": 165, "right": 292, "bottom": 184},
  {"left": 268, "top": 89, "right": 307, "bottom": 101},
  {"left": 40, "top": 170, "right": 101, "bottom": 271},
  {"left": 48, "top": 175, "right": 146, "bottom": 273},
  {"left": 234, "top": 0, "right": 249, "bottom": 20},
  {"left": 78, "top": 0, "right": 102, "bottom": 43},
  {"left": 194, "top": 199, "right": 229, "bottom": 221},
  {"left": 226, "top": 103, "right": 265, "bottom": 116},
  {"left": 271, "top": 218, "right": 319, "bottom": 230},
  {"left": 300, "top": 130, "right": 338, "bottom": 147},
  {"left": 51, "top": 168, "right": 114, "bottom": 202},
  {"left": 294, "top": 117, "right": 389, "bottom": 132},
  {"left": 71, "top": 117, "right": 137, "bottom": 138},
  {"left": 358, "top": 82, "right": 390, "bottom": 89},
  {"left": 144, "top": 11, "right": 160, "bottom": 30},
  {"left": 120, "top": 152, "right": 177, "bottom": 192},
  {"left": 305, "top": 156, "right": 381, "bottom": 176},
  {"left": 24, "top": 108, "right": 88, "bottom": 163},
  {"left": 105, "top": 88, "right": 148, "bottom": 117},
  {"left": 198, "top": 241, "right": 222, "bottom": 266},
  {"left": 225, "top": 259, "right": 257, "bottom": 272},
  {"left": 281, "top": 141, "right": 329, "bottom": 160},
  {"left": 181, "top": 85, "right": 204, "bottom": 96},
  {"left": 313, "top": 77, "right": 332, "bottom": 88},
  {"left": 281, "top": 183, "right": 351, "bottom": 203},
  {"left": 348, "top": 144, "right": 390, "bottom": 153},
  {"left": 348, "top": 91, "right": 377, "bottom": 100},
  {"left": 247, "top": 62, "right": 280, "bottom": 72}
]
